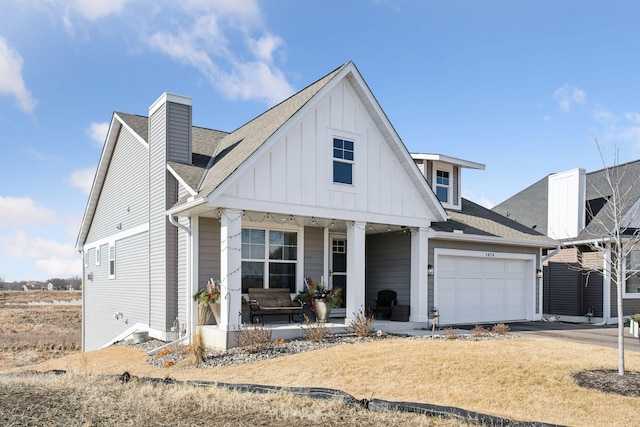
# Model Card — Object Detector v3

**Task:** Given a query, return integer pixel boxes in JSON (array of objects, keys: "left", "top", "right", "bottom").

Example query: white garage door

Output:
[{"left": 435, "top": 253, "right": 533, "bottom": 325}]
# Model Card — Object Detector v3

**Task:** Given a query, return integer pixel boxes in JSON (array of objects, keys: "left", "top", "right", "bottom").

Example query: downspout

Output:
[
  {"left": 539, "top": 245, "right": 560, "bottom": 321},
  {"left": 168, "top": 215, "right": 192, "bottom": 342},
  {"left": 541, "top": 244, "right": 561, "bottom": 263}
]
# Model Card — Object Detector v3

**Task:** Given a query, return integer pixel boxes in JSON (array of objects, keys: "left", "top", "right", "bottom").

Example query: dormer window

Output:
[{"left": 436, "top": 170, "right": 450, "bottom": 203}]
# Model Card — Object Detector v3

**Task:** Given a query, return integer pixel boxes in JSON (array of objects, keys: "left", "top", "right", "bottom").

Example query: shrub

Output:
[
  {"left": 471, "top": 325, "right": 490, "bottom": 337},
  {"left": 300, "top": 314, "right": 333, "bottom": 342},
  {"left": 234, "top": 323, "right": 273, "bottom": 352},
  {"left": 348, "top": 309, "right": 375, "bottom": 337},
  {"left": 492, "top": 323, "right": 511, "bottom": 335},
  {"left": 189, "top": 328, "right": 206, "bottom": 364},
  {"left": 443, "top": 327, "right": 459, "bottom": 340}
]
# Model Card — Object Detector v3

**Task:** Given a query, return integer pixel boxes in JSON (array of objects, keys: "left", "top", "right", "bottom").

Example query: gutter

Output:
[
  {"left": 432, "top": 231, "right": 558, "bottom": 249},
  {"left": 542, "top": 244, "right": 561, "bottom": 262}
]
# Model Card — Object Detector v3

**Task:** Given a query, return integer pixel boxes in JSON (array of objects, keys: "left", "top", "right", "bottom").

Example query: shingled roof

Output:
[
  {"left": 432, "top": 198, "right": 554, "bottom": 244},
  {"left": 492, "top": 160, "right": 640, "bottom": 242}
]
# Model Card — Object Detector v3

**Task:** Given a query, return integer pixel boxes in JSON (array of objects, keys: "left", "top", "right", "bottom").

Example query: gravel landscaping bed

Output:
[{"left": 114, "top": 331, "right": 516, "bottom": 369}]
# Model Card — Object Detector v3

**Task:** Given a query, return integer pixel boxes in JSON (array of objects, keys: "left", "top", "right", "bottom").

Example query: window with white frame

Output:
[
  {"left": 109, "top": 244, "right": 115, "bottom": 279},
  {"left": 435, "top": 169, "right": 450, "bottom": 203},
  {"left": 241, "top": 228, "right": 298, "bottom": 293},
  {"left": 96, "top": 246, "right": 101, "bottom": 266},
  {"left": 333, "top": 137, "right": 354, "bottom": 185},
  {"left": 625, "top": 250, "right": 640, "bottom": 294}
]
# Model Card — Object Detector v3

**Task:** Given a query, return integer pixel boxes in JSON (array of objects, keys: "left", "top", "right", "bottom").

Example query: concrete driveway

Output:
[{"left": 498, "top": 322, "right": 640, "bottom": 351}]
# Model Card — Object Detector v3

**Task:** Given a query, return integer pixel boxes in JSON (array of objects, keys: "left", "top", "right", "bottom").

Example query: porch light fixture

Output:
[
  {"left": 536, "top": 268, "right": 543, "bottom": 279},
  {"left": 288, "top": 215, "right": 294, "bottom": 223},
  {"left": 330, "top": 219, "right": 336, "bottom": 227},
  {"left": 387, "top": 225, "right": 391, "bottom": 232},
  {"left": 311, "top": 217, "right": 317, "bottom": 225},
  {"left": 427, "top": 265, "right": 434, "bottom": 276}
]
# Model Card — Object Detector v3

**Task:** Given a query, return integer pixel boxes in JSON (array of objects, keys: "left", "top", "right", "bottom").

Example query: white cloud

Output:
[
  {"left": 0, "top": 36, "right": 37, "bottom": 113},
  {"left": 71, "top": 0, "right": 129, "bottom": 21},
  {"left": 248, "top": 34, "right": 284, "bottom": 62},
  {"left": 553, "top": 84, "right": 586, "bottom": 112},
  {"left": 69, "top": 167, "right": 96, "bottom": 195},
  {"left": 0, "top": 231, "right": 80, "bottom": 278},
  {"left": 147, "top": 6, "right": 294, "bottom": 105},
  {"left": 87, "top": 121, "right": 109, "bottom": 145},
  {"left": 0, "top": 196, "right": 55, "bottom": 227},
  {"left": 625, "top": 112, "right": 640, "bottom": 124}
]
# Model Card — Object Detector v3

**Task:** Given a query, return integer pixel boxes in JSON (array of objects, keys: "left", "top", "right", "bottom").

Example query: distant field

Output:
[{"left": 0, "top": 291, "right": 81, "bottom": 368}]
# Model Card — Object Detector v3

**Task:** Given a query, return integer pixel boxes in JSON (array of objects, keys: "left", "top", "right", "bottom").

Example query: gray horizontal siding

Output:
[
  {"left": 365, "top": 232, "right": 411, "bottom": 311},
  {"left": 84, "top": 232, "right": 149, "bottom": 351},
  {"left": 176, "top": 186, "right": 189, "bottom": 329},
  {"left": 199, "top": 217, "right": 221, "bottom": 290},
  {"left": 304, "top": 227, "right": 324, "bottom": 291},
  {"left": 167, "top": 102, "right": 191, "bottom": 164},
  {"left": 86, "top": 127, "right": 149, "bottom": 244},
  {"left": 149, "top": 102, "right": 168, "bottom": 331}
]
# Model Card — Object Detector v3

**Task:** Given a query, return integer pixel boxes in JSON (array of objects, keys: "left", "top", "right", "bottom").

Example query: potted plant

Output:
[
  {"left": 295, "top": 277, "right": 342, "bottom": 322},
  {"left": 193, "top": 278, "right": 222, "bottom": 325}
]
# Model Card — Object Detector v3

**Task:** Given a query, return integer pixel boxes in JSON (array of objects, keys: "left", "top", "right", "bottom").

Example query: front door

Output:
[{"left": 330, "top": 235, "right": 347, "bottom": 314}]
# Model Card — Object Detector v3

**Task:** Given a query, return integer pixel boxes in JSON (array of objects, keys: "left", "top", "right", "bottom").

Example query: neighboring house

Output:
[
  {"left": 77, "top": 62, "right": 555, "bottom": 351},
  {"left": 493, "top": 163, "right": 640, "bottom": 323}
]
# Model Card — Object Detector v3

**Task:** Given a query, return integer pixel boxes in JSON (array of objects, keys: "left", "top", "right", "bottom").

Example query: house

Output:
[
  {"left": 76, "top": 62, "right": 556, "bottom": 351},
  {"left": 493, "top": 163, "right": 640, "bottom": 324}
]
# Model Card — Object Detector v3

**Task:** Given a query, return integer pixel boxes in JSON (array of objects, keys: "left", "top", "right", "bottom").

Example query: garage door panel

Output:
[
  {"left": 436, "top": 254, "right": 531, "bottom": 325},
  {"left": 484, "top": 259, "right": 505, "bottom": 273}
]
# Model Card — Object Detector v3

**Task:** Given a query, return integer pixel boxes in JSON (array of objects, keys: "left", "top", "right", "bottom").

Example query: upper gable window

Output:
[
  {"left": 435, "top": 170, "right": 450, "bottom": 203},
  {"left": 333, "top": 138, "right": 354, "bottom": 185}
]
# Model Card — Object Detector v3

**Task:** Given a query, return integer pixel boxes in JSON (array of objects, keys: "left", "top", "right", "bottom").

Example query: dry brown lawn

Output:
[
  {"left": 2, "top": 290, "right": 640, "bottom": 425},
  {"left": 0, "top": 291, "right": 81, "bottom": 368},
  {"left": 19, "top": 335, "right": 640, "bottom": 426},
  {"left": 0, "top": 372, "right": 462, "bottom": 427}
]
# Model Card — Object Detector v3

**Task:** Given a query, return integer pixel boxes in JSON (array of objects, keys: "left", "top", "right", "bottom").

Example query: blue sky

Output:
[{"left": 1, "top": 0, "right": 640, "bottom": 281}]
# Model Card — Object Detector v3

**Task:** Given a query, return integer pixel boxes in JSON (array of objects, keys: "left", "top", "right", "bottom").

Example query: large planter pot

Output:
[
  {"left": 313, "top": 299, "right": 331, "bottom": 322},
  {"left": 209, "top": 302, "right": 222, "bottom": 325},
  {"left": 630, "top": 319, "right": 639, "bottom": 338}
]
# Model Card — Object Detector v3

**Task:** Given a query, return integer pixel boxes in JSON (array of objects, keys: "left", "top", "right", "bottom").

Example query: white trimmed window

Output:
[
  {"left": 109, "top": 244, "right": 115, "bottom": 279},
  {"left": 95, "top": 246, "right": 101, "bottom": 266},
  {"left": 333, "top": 137, "right": 354, "bottom": 185},
  {"left": 435, "top": 169, "right": 450, "bottom": 203},
  {"left": 241, "top": 228, "right": 298, "bottom": 293}
]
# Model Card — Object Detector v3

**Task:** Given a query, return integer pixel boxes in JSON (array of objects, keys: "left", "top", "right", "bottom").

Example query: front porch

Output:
[{"left": 184, "top": 207, "right": 435, "bottom": 350}]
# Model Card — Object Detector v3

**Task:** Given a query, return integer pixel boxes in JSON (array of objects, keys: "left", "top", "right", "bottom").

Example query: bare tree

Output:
[{"left": 583, "top": 142, "right": 640, "bottom": 375}]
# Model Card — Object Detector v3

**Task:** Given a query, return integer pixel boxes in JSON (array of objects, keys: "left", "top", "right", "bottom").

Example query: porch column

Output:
[
  {"left": 219, "top": 208, "right": 242, "bottom": 333},
  {"left": 410, "top": 227, "right": 429, "bottom": 322},
  {"left": 603, "top": 242, "right": 612, "bottom": 322},
  {"left": 346, "top": 221, "right": 366, "bottom": 322}
]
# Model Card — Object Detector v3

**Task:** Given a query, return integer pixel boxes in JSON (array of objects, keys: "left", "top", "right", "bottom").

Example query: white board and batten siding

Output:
[
  {"left": 434, "top": 248, "right": 537, "bottom": 326},
  {"left": 223, "top": 80, "right": 433, "bottom": 224}
]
